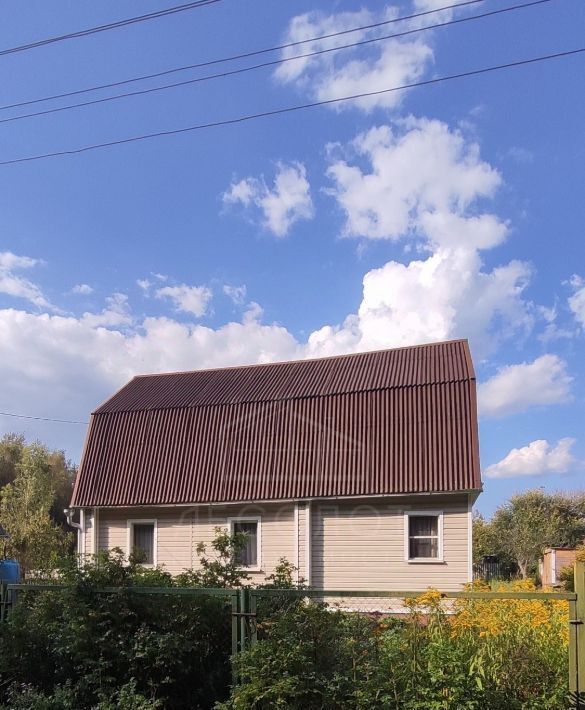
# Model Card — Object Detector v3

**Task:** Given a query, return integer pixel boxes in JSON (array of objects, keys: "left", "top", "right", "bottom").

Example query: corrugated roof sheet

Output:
[{"left": 72, "top": 339, "right": 481, "bottom": 507}]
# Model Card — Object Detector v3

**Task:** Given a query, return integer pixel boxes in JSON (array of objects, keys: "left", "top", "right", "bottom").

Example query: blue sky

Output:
[{"left": 0, "top": 0, "right": 583, "bottom": 515}]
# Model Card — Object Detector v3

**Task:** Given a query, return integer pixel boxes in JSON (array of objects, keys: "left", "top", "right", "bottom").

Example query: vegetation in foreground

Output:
[
  {"left": 0, "top": 541, "right": 571, "bottom": 709},
  {"left": 222, "top": 582, "right": 569, "bottom": 710}
]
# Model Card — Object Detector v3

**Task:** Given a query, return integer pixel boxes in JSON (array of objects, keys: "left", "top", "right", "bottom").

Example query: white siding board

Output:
[
  {"left": 312, "top": 496, "right": 470, "bottom": 592},
  {"left": 95, "top": 494, "right": 471, "bottom": 589},
  {"left": 97, "top": 502, "right": 295, "bottom": 580}
]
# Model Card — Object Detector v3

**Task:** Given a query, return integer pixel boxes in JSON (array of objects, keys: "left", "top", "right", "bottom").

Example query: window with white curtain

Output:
[
  {"left": 128, "top": 520, "right": 156, "bottom": 565},
  {"left": 405, "top": 512, "right": 443, "bottom": 562},
  {"left": 229, "top": 518, "right": 261, "bottom": 569}
]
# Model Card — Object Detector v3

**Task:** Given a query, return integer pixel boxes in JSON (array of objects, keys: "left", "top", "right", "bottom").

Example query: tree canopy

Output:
[
  {"left": 0, "top": 434, "right": 75, "bottom": 572},
  {"left": 474, "top": 489, "right": 585, "bottom": 578}
]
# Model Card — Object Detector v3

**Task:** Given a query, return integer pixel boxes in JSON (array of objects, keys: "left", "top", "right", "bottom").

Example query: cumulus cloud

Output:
[
  {"left": 0, "top": 251, "right": 52, "bottom": 309},
  {"left": 274, "top": 6, "right": 435, "bottom": 112},
  {"left": 71, "top": 284, "right": 93, "bottom": 295},
  {"left": 81, "top": 293, "right": 132, "bottom": 328},
  {"left": 223, "top": 284, "right": 247, "bottom": 305},
  {"left": 478, "top": 355, "right": 572, "bottom": 418},
  {"left": 306, "top": 118, "right": 532, "bottom": 358},
  {"left": 306, "top": 247, "right": 532, "bottom": 358},
  {"left": 327, "top": 119, "right": 504, "bottom": 247},
  {"left": 569, "top": 275, "right": 585, "bottom": 327},
  {"left": 0, "top": 305, "right": 302, "bottom": 456},
  {"left": 484, "top": 438, "right": 579, "bottom": 479},
  {"left": 223, "top": 162, "right": 314, "bottom": 237},
  {"left": 155, "top": 284, "right": 212, "bottom": 317}
]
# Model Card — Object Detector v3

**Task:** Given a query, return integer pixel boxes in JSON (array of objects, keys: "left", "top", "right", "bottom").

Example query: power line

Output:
[
  {"left": 0, "top": 411, "right": 88, "bottom": 425},
  {"left": 0, "top": 0, "right": 488, "bottom": 112},
  {"left": 1, "top": 46, "right": 583, "bottom": 167},
  {"left": 0, "top": 0, "right": 221, "bottom": 58},
  {"left": 0, "top": 0, "right": 554, "bottom": 126}
]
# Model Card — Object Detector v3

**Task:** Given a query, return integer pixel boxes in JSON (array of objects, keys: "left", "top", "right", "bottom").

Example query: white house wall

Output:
[{"left": 88, "top": 494, "right": 471, "bottom": 589}]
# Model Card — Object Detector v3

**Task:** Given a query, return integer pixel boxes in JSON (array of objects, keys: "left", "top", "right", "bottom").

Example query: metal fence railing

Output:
[{"left": 473, "top": 557, "right": 516, "bottom": 582}]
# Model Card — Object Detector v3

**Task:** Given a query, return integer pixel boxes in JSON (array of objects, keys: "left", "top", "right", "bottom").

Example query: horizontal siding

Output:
[
  {"left": 312, "top": 496, "right": 470, "bottom": 592},
  {"left": 94, "top": 494, "right": 471, "bottom": 591},
  {"left": 97, "top": 502, "right": 295, "bottom": 579}
]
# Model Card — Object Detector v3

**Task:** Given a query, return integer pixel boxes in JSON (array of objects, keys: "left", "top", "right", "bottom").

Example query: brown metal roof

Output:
[{"left": 72, "top": 339, "right": 481, "bottom": 507}]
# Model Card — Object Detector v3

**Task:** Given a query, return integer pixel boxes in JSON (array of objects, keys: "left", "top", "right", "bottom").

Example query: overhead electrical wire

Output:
[
  {"left": 0, "top": 411, "right": 88, "bottom": 425},
  {"left": 0, "top": 0, "right": 488, "bottom": 113},
  {"left": 0, "top": 0, "right": 221, "bottom": 58},
  {"left": 1, "top": 46, "right": 582, "bottom": 167},
  {"left": 0, "top": 0, "right": 555, "bottom": 126}
]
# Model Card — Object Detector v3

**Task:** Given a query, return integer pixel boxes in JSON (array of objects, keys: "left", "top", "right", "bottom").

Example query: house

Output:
[
  {"left": 541, "top": 547, "right": 578, "bottom": 587},
  {"left": 70, "top": 339, "right": 482, "bottom": 591}
]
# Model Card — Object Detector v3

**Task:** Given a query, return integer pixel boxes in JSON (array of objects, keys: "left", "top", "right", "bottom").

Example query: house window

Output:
[
  {"left": 229, "top": 517, "right": 261, "bottom": 569},
  {"left": 128, "top": 520, "right": 157, "bottom": 566},
  {"left": 405, "top": 512, "right": 443, "bottom": 562}
]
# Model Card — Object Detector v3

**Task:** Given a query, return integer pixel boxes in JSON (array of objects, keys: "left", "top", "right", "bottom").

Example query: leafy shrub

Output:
[
  {"left": 2, "top": 680, "right": 161, "bottom": 709},
  {"left": 0, "top": 544, "right": 238, "bottom": 709},
  {"left": 0, "top": 534, "right": 571, "bottom": 710},
  {"left": 221, "top": 583, "right": 570, "bottom": 710}
]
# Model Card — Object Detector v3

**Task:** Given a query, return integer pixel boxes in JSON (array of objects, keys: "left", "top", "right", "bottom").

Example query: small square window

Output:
[
  {"left": 231, "top": 520, "right": 259, "bottom": 568},
  {"left": 406, "top": 514, "right": 442, "bottom": 561},
  {"left": 131, "top": 522, "right": 155, "bottom": 565}
]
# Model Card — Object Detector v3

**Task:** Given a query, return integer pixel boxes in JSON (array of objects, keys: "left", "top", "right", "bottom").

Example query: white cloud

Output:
[
  {"left": 306, "top": 247, "right": 532, "bottom": 359},
  {"left": 223, "top": 284, "right": 247, "bottom": 305},
  {"left": 327, "top": 119, "right": 504, "bottom": 247},
  {"left": 485, "top": 438, "right": 579, "bottom": 479},
  {"left": 569, "top": 275, "right": 585, "bottom": 327},
  {"left": 71, "top": 283, "right": 93, "bottom": 295},
  {"left": 81, "top": 293, "right": 132, "bottom": 328},
  {"left": 0, "top": 251, "right": 52, "bottom": 309},
  {"left": 306, "top": 118, "right": 532, "bottom": 358},
  {"left": 137, "top": 278, "right": 151, "bottom": 293},
  {"left": 274, "top": 6, "right": 435, "bottom": 112},
  {"left": 478, "top": 354, "right": 572, "bottom": 418},
  {"left": 223, "top": 162, "right": 314, "bottom": 237},
  {"left": 155, "top": 284, "right": 212, "bottom": 317},
  {"left": 0, "top": 306, "right": 301, "bottom": 454}
]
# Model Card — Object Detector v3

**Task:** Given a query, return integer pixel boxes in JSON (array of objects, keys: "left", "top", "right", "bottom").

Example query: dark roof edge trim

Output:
[{"left": 72, "top": 487, "right": 483, "bottom": 509}]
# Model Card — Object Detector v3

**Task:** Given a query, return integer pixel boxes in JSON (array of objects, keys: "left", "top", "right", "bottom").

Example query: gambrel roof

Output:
[{"left": 72, "top": 339, "right": 481, "bottom": 507}]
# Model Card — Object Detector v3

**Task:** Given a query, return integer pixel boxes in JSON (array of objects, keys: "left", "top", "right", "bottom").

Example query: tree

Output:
[
  {"left": 486, "top": 490, "right": 585, "bottom": 578},
  {"left": 0, "top": 433, "right": 76, "bottom": 529},
  {"left": 0, "top": 443, "right": 71, "bottom": 574},
  {"left": 0, "top": 433, "right": 25, "bottom": 489}
]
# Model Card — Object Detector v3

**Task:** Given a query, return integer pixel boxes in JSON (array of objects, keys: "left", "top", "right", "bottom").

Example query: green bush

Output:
[
  {"left": 0, "top": 538, "right": 570, "bottom": 709},
  {"left": 0, "top": 545, "right": 237, "bottom": 709},
  {"left": 220, "top": 587, "right": 570, "bottom": 710}
]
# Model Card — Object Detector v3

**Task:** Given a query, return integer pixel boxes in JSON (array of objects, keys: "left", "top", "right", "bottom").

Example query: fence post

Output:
[
  {"left": 249, "top": 590, "right": 257, "bottom": 647},
  {"left": 231, "top": 590, "right": 240, "bottom": 656},
  {"left": 572, "top": 560, "right": 585, "bottom": 707},
  {"left": 239, "top": 588, "right": 250, "bottom": 652}
]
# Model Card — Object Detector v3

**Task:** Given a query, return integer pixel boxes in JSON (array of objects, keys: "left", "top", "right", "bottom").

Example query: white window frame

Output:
[
  {"left": 127, "top": 519, "right": 158, "bottom": 567},
  {"left": 227, "top": 516, "right": 262, "bottom": 572},
  {"left": 404, "top": 511, "right": 444, "bottom": 563}
]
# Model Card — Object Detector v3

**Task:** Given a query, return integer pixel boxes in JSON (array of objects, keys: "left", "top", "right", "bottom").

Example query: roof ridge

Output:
[{"left": 129, "top": 338, "right": 469, "bottom": 380}]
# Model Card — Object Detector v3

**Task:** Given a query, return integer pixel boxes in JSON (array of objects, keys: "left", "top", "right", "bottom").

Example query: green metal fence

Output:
[{"left": 2, "top": 563, "right": 585, "bottom": 706}]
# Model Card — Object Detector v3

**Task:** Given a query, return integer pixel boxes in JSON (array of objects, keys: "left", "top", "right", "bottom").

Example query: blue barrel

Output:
[{"left": 0, "top": 559, "right": 21, "bottom": 584}]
